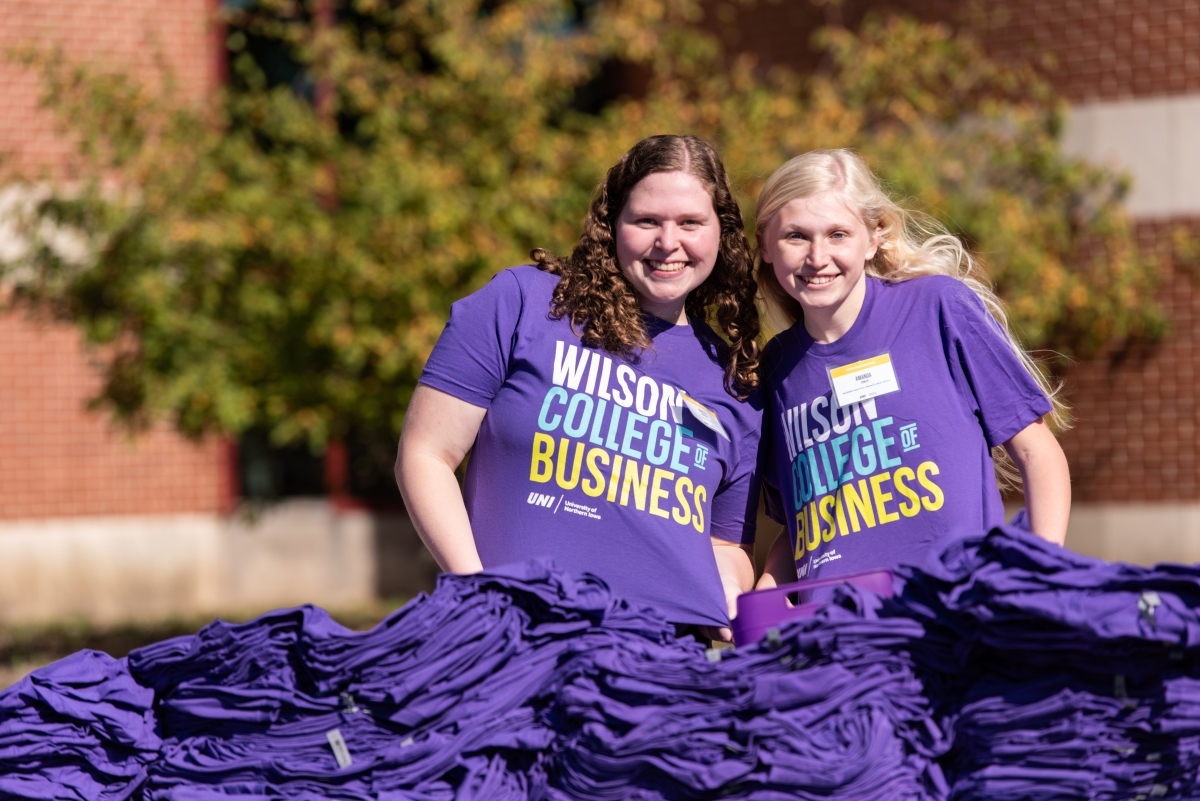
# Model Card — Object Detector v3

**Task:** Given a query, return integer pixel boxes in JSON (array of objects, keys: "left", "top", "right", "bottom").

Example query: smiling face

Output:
[
  {"left": 758, "top": 191, "right": 881, "bottom": 343},
  {"left": 615, "top": 170, "right": 721, "bottom": 325}
]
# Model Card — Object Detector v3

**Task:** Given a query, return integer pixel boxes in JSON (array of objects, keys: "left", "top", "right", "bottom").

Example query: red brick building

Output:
[
  {"left": 727, "top": 0, "right": 1200, "bottom": 561},
  {"left": 0, "top": 0, "right": 437, "bottom": 626},
  {"left": 0, "top": 0, "right": 228, "bottom": 523}
]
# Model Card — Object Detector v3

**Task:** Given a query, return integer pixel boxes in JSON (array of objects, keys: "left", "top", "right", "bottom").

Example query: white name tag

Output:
[
  {"left": 678, "top": 393, "right": 730, "bottom": 440},
  {"left": 828, "top": 353, "right": 900, "bottom": 407}
]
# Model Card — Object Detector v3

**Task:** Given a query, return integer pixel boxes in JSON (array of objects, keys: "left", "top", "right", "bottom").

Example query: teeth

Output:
[
  {"left": 803, "top": 275, "right": 835, "bottom": 285},
  {"left": 648, "top": 261, "right": 687, "bottom": 273}
]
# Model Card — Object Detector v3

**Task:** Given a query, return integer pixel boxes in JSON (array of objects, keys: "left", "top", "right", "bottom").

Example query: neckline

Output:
[
  {"left": 642, "top": 310, "right": 696, "bottom": 338},
  {"left": 796, "top": 276, "right": 878, "bottom": 356}
]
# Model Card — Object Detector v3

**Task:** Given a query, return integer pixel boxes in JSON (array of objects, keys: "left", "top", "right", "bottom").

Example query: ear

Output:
[
  {"left": 757, "top": 236, "right": 774, "bottom": 267},
  {"left": 864, "top": 224, "right": 883, "bottom": 261}
]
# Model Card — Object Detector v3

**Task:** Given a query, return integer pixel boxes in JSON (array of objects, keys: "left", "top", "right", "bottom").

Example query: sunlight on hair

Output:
[{"left": 754, "top": 149, "right": 1070, "bottom": 491}]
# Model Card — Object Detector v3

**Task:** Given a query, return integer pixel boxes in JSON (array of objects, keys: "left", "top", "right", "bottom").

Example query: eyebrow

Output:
[
  {"left": 780, "top": 219, "right": 857, "bottom": 234},
  {"left": 626, "top": 210, "right": 714, "bottom": 221}
]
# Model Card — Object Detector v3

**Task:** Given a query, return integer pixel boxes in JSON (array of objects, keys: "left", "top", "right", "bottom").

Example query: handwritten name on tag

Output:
[{"left": 828, "top": 353, "right": 900, "bottom": 407}]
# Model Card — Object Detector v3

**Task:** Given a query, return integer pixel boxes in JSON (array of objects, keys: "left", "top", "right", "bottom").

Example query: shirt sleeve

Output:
[
  {"left": 940, "top": 280, "right": 1052, "bottom": 448},
  {"left": 756, "top": 338, "right": 789, "bottom": 527},
  {"left": 761, "top": 479, "right": 786, "bottom": 526},
  {"left": 419, "top": 269, "right": 526, "bottom": 408},
  {"left": 708, "top": 391, "right": 764, "bottom": 545}
]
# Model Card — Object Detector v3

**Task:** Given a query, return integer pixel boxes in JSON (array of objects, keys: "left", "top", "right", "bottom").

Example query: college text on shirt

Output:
[
  {"left": 527, "top": 341, "right": 715, "bottom": 531},
  {"left": 778, "top": 391, "right": 944, "bottom": 560}
]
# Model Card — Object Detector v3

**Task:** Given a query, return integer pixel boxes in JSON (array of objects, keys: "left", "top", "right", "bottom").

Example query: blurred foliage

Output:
[
  {"left": 0, "top": 1, "right": 1165, "bottom": 454},
  {"left": 1172, "top": 223, "right": 1200, "bottom": 283}
]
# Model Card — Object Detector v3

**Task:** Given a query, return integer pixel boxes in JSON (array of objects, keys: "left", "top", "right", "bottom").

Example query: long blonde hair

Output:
[{"left": 754, "top": 149, "right": 1067, "bottom": 489}]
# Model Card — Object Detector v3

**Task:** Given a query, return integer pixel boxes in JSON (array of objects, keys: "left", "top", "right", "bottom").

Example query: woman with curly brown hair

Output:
[{"left": 396, "top": 135, "right": 762, "bottom": 638}]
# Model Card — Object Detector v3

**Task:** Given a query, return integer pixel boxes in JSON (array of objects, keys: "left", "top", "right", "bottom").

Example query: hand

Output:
[
  {"left": 708, "top": 537, "right": 754, "bottom": 645},
  {"left": 699, "top": 625, "right": 733, "bottom": 644},
  {"left": 756, "top": 526, "right": 797, "bottom": 590}
]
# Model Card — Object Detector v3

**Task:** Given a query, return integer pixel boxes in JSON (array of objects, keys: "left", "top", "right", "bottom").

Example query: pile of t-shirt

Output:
[
  {"left": 5, "top": 527, "right": 1200, "bottom": 800},
  {"left": 893, "top": 525, "right": 1200, "bottom": 800},
  {"left": 0, "top": 560, "right": 948, "bottom": 800},
  {"left": 0, "top": 649, "right": 159, "bottom": 800},
  {"left": 129, "top": 561, "right": 674, "bottom": 798},
  {"left": 542, "top": 588, "right": 952, "bottom": 801}
]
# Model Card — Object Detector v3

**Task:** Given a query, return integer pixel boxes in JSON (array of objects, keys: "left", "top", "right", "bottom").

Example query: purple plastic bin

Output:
[{"left": 732, "top": 569, "right": 894, "bottom": 647}]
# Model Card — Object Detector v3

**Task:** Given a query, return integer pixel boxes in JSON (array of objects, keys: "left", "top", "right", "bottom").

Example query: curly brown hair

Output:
[{"left": 532, "top": 135, "right": 760, "bottom": 398}]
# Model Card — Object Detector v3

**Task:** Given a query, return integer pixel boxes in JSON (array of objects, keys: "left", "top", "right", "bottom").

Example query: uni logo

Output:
[{"left": 527, "top": 492, "right": 557, "bottom": 508}]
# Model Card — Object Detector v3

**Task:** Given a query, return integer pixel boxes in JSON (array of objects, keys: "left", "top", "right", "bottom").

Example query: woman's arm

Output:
[
  {"left": 1003, "top": 417, "right": 1071, "bottom": 546},
  {"left": 755, "top": 525, "right": 797, "bottom": 590},
  {"left": 395, "top": 384, "right": 489, "bottom": 574},
  {"left": 707, "top": 537, "right": 755, "bottom": 642}
]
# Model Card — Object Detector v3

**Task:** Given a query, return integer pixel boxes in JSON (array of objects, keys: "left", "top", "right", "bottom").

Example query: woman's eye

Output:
[{"left": 831, "top": 232, "right": 847, "bottom": 240}]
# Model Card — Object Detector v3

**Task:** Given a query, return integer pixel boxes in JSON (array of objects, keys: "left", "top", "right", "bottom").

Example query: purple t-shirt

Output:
[
  {"left": 761, "top": 275, "right": 1051, "bottom": 582},
  {"left": 420, "top": 265, "right": 762, "bottom": 627}
]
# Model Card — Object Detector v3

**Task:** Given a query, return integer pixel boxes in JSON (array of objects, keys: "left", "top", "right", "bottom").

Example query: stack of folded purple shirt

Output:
[
  {"left": 0, "top": 649, "right": 159, "bottom": 800},
  {"left": 545, "top": 603, "right": 950, "bottom": 800},
  {"left": 129, "top": 562, "right": 661, "bottom": 798},
  {"left": 5, "top": 526, "right": 1200, "bottom": 800},
  {"left": 893, "top": 526, "right": 1200, "bottom": 800}
]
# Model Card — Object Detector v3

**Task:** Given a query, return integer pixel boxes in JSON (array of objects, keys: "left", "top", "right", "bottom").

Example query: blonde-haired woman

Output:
[{"left": 754, "top": 149, "right": 1070, "bottom": 591}]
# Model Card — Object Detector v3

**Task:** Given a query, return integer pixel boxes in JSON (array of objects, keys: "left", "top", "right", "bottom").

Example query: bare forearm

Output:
[
  {"left": 756, "top": 526, "right": 797, "bottom": 590},
  {"left": 396, "top": 449, "right": 484, "bottom": 573},
  {"left": 712, "top": 538, "right": 755, "bottom": 611},
  {"left": 395, "top": 385, "right": 488, "bottom": 574},
  {"left": 1020, "top": 453, "right": 1071, "bottom": 546},
  {"left": 708, "top": 538, "right": 754, "bottom": 643},
  {"left": 1005, "top": 419, "right": 1071, "bottom": 546}
]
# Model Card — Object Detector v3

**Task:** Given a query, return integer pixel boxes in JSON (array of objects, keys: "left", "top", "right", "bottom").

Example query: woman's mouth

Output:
[
  {"left": 801, "top": 274, "right": 837, "bottom": 285},
  {"left": 646, "top": 260, "right": 689, "bottom": 274}
]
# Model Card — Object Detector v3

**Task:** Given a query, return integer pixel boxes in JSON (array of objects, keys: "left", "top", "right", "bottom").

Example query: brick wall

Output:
[
  {"left": 3, "top": 0, "right": 1197, "bottom": 517},
  {"left": 1059, "top": 220, "right": 1200, "bottom": 502},
  {"left": 965, "top": 0, "right": 1200, "bottom": 102},
  {"left": 721, "top": 0, "right": 1200, "bottom": 102},
  {"left": 722, "top": 0, "right": 1200, "bottom": 502},
  {"left": 0, "top": 0, "right": 227, "bottom": 520},
  {"left": 0, "top": 0, "right": 219, "bottom": 176},
  {"left": 0, "top": 310, "right": 229, "bottom": 519}
]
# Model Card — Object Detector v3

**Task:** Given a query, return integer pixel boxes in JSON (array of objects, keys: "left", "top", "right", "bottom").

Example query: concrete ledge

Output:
[
  {"left": 1066, "top": 502, "right": 1200, "bottom": 566},
  {"left": 5, "top": 499, "right": 1193, "bottom": 625},
  {"left": 1063, "top": 93, "right": 1200, "bottom": 217},
  {"left": 0, "top": 500, "right": 437, "bottom": 625}
]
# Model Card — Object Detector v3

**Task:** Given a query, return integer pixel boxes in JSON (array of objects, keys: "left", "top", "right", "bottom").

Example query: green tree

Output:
[{"left": 1, "top": 2, "right": 1164, "bottom": 471}]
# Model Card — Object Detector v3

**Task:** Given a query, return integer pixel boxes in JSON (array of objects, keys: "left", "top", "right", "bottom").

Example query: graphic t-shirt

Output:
[
  {"left": 761, "top": 275, "right": 1051, "bottom": 582},
  {"left": 420, "top": 265, "right": 763, "bottom": 627}
]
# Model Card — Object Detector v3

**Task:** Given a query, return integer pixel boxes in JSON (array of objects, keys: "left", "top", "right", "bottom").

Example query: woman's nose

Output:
[
  {"left": 808, "top": 239, "right": 828, "bottom": 266},
  {"left": 656, "top": 224, "right": 679, "bottom": 252}
]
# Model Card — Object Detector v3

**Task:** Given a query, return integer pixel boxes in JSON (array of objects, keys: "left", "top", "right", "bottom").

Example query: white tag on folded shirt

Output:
[
  {"left": 828, "top": 353, "right": 900, "bottom": 407},
  {"left": 678, "top": 392, "right": 730, "bottom": 440},
  {"left": 326, "top": 728, "right": 353, "bottom": 768}
]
